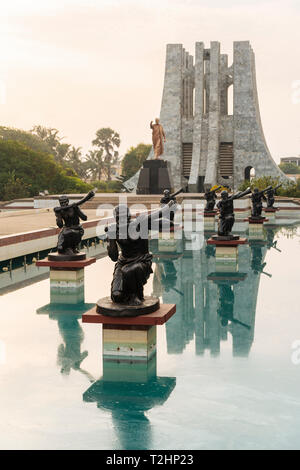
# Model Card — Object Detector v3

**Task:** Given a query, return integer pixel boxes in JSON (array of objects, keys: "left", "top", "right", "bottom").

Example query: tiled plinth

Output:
[
  {"left": 36, "top": 257, "right": 96, "bottom": 269},
  {"left": 103, "top": 324, "right": 156, "bottom": 361},
  {"left": 83, "top": 304, "right": 176, "bottom": 361},
  {"left": 207, "top": 238, "right": 248, "bottom": 273},
  {"left": 215, "top": 246, "right": 238, "bottom": 272},
  {"left": 158, "top": 237, "right": 178, "bottom": 252},
  {"left": 264, "top": 208, "right": 277, "bottom": 224},
  {"left": 82, "top": 303, "right": 176, "bottom": 326},
  {"left": 245, "top": 218, "right": 268, "bottom": 240},
  {"left": 50, "top": 268, "right": 85, "bottom": 304},
  {"left": 204, "top": 212, "right": 216, "bottom": 231},
  {"left": 36, "top": 257, "right": 96, "bottom": 305}
]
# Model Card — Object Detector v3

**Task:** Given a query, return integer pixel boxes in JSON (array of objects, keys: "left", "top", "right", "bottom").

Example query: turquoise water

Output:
[{"left": 0, "top": 225, "right": 300, "bottom": 450}]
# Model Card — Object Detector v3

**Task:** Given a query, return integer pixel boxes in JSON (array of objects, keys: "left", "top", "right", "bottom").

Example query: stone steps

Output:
[{"left": 219, "top": 142, "right": 233, "bottom": 177}]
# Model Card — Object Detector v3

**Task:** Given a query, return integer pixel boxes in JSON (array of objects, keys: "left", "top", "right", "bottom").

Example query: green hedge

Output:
[
  {"left": 238, "top": 176, "right": 300, "bottom": 198},
  {"left": 0, "top": 140, "right": 92, "bottom": 200}
]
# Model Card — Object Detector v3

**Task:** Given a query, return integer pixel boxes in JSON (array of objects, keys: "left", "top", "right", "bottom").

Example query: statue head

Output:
[
  {"left": 59, "top": 195, "right": 69, "bottom": 207},
  {"left": 163, "top": 189, "right": 170, "bottom": 197},
  {"left": 155, "top": 117, "right": 160, "bottom": 124},
  {"left": 221, "top": 190, "right": 228, "bottom": 200},
  {"left": 114, "top": 204, "right": 131, "bottom": 224},
  {"left": 254, "top": 188, "right": 259, "bottom": 194}
]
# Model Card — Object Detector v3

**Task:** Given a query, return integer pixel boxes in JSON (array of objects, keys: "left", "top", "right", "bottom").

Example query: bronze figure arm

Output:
[
  {"left": 76, "top": 190, "right": 95, "bottom": 207},
  {"left": 77, "top": 207, "right": 88, "bottom": 221},
  {"left": 107, "top": 239, "right": 119, "bottom": 262},
  {"left": 148, "top": 200, "right": 175, "bottom": 222},
  {"left": 55, "top": 212, "right": 64, "bottom": 229}
]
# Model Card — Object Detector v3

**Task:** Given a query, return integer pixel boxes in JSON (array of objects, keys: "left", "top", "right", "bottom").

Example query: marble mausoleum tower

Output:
[{"left": 125, "top": 41, "right": 287, "bottom": 192}]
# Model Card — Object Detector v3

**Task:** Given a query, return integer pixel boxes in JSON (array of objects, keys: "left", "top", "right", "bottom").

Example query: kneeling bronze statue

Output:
[
  {"left": 216, "top": 188, "right": 251, "bottom": 238},
  {"left": 51, "top": 190, "right": 95, "bottom": 261},
  {"left": 97, "top": 201, "right": 175, "bottom": 317}
]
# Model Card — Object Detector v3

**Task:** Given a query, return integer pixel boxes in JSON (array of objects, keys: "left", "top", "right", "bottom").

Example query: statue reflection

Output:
[
  {"left": 56, "top": 315, "right": 90, "bottom": 377},
  {"left": 83, "top": 355, "right": 176, "bottom": 450},
  {"left": 36, "top": 302, "right": 95, "bottom": 381},
  {"left": 250, "top": 243, "right": 271, "bottom": 277},
  {"left": 151, "top": 230, "right": 281, "bottom": 358}
]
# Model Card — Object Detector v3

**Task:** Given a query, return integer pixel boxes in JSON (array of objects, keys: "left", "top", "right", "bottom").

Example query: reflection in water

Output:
[
  {"left": 0, "top": 238, "right": 106, "bottom": 295},
  {"left": 151, "top": 228, "right": 281, "bottom": 358},
  {"left": 37, "top": 303, "right": 95, "bottom": 381},
  {"left": 83, "top": 355, "right": 176, "bottom": 450},
  {"left": 57, "top": 315, "right": 89, "bottom": 376}
]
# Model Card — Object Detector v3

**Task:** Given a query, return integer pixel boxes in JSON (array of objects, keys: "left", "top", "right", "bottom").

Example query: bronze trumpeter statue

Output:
[
  {"left": 266, "top": 184, "right": 282, "bottom": 208},
  {"left": 216, "top": 188, "right": 251, "bottom": 238},
  {"left": 204, "top": 186, "right": 222, "bottom": 212},
  {"left": 51, "top": 190, "right": 95, "bottom": 260}
]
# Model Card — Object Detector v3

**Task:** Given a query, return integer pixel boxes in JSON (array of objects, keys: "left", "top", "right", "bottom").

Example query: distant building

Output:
[
  {"left": 286, "top": 174, "right": 300, "bottom": 183},
  {"left": 110, "top": 161, "right": 122, "bottom": 181},
  {"left": 280, "top": 156, "right": 300, "bottom": 167}
]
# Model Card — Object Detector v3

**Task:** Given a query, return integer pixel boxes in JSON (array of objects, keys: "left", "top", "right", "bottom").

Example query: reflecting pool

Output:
[{"left": 0, "top": 225, "right": 299, "bottom": 450}]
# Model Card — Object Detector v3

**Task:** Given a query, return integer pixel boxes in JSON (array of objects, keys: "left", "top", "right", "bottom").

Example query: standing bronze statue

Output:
[
  {"left": 216, "top": 188, "right": 251, "bottom": 238},
  {"left": 150, "top": 118, "right": 166, "bottom": 159},
  {"left": 97, "top": 201, "right": 175, "bottom": 317},
  {"left": 51, "top": 190, "right": 95, "bottom": 261},
  {"left": 204, "top": 186, "right": 222, "bottom": 212}
]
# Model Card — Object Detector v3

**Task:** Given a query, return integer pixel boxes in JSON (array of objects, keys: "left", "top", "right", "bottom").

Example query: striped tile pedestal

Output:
[
  {"left": 207, "top": 238, "right": 248, "bottom": 273},
  {"left": 264, "top": 208, "right": 277, "bottom": 225},
  {"left": 83, "top": 304, "right": 176, "bottom": 372},
  {"left": 245, "top": 218, "right": 268, "bottom": 240},
  {"left": 50, "top": 268, "right": 85, "bottom": 304},
  {"left": 103, "top": 324, "right": 157, "bottom": 362},
  {"left": 204, "top": 212, "right": 217, "bottom": 232},
  {"left": 215, "top": 246, "right": 238, "bottom": 272},
  {"left": 158, "top": 237, "right": 178, "bottom": 252},
  {"left": 36, "top": 257, "right": 96, "bottom": 305}
]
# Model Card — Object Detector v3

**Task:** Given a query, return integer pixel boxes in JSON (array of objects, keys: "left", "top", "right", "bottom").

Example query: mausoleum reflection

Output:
[
  {"left": 151, "top": 228, "right": 281, "bottom": 358},
  {"left": 83, "top": 354, "right": 176, "bottom": 450}
]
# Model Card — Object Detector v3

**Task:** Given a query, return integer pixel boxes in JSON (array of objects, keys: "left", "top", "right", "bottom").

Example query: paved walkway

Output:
[{"left": 0, "top": 209, "right": 105, "bottom": 236}]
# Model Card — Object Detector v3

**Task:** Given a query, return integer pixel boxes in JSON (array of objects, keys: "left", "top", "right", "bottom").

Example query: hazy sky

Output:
[{"left": 0, "top": 0, "right": 299, "bottom": 162}]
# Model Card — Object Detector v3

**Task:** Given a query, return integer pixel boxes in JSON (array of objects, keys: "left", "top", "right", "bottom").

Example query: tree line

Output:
[{"left": 0, "top": 125, "right": 151, "bottom": 200}]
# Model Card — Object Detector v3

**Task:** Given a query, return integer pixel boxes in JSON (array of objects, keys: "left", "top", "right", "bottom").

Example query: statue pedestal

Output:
[
  {"left": 82, "top": 303, "right": 176, "bottom": 361},
  {"left": 207, "top": 238, "right": 248, "bottom": 272},
  {"left": 36, "top": 257, "right": 96, "bottom": 304},
  {"left": 204, "top": 210, "right": 217, "bottom": 231},
  {"left": 158, "top": 238, "right": 178, "bottom": 252},
  {"left": 263, "top": 207, "right": 278, "bottom": 225},
  {"left": 137, "top": 160, "right": 174, "bottom": 194},
  {"left": 245, "top": 217, "right": 268, "bottom": 240}
]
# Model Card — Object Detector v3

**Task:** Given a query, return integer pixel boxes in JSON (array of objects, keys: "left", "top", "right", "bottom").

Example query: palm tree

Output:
[
  {"left": 56, "top": 143, "right": 71, "bottom": 166},
  {"left": 85, "top": 149, "right": 105, "bottom": 181},
  {"left": 67, "top": 146, "right": 88, "bottom": 179},
  {"left": 30, "top": 125, "right": 61, "bottom": 151},
  {"left": 92, "top": 128, "right": 120, "bottom": 181},
  {"left": 30, "top": 125, "right": 70, "bottom": 166}
]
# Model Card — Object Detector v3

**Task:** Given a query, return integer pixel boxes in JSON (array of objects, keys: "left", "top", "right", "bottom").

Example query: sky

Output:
[{"left": 0, "top": 0, "right": 299, "bottom": 162}]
